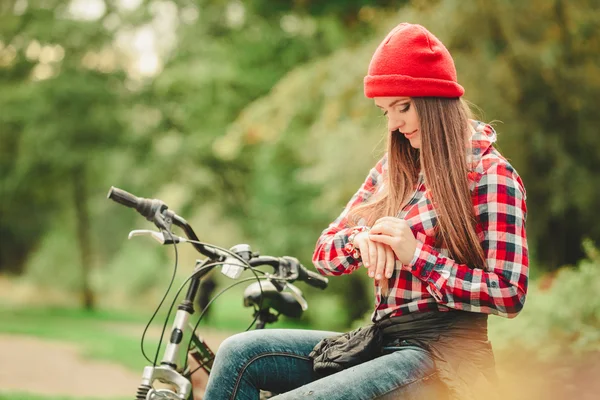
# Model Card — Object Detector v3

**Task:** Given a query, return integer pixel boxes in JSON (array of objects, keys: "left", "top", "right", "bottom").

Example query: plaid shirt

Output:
[{"left": 312, "top": 121, "right": 528, "bottom": 321}]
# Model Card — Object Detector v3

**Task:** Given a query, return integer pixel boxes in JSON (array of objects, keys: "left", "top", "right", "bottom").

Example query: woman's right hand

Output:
[{"left": 353, "top": 231, "right": 396, "bottom": 282}]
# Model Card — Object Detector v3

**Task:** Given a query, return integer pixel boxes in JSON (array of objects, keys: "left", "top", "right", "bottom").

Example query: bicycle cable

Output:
[
  {"left": 141, "top": 233, "right": 270, "bottom": 367},
  {"left": 181, "top": 259, "right": 294, "bottom": 374},
  {"left": 182, "top": 261, "right": 296, "bottom": 375},
  {"left": 183, "top": 275, "right": 265, "bottom": 375},
  {"left": 139, "top": 228, "right": 180, "bottom": 366}
]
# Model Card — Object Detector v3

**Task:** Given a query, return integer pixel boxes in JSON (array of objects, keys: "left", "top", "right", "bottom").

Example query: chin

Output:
[{"left": 409, "top": 139, "right": 421, "bottom": 149}]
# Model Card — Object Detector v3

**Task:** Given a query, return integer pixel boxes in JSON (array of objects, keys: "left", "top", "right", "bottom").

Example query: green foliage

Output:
[
  {"left": 444, "top": 0, "right": 600, "bottom": 270},
  {"left": 0, "top": 0, "right": 135, "bottom": 280},
  {"left": 245, "top": 0, "right": 405, "bottom": 20},
  {"left": 25, "top": 215, "right": 83, "bottom": 292},
  {"left": 95, "top": 238, "right": 171, "bottom": 299},
  {"left": 2, "top": 0, "right": 600, "bottom": 326},
  {"left": 489, "top": 240, "right": 600, "bottom": 358},
  {"left": 142, "top": 0, "right": 381, "bottom": 214}
]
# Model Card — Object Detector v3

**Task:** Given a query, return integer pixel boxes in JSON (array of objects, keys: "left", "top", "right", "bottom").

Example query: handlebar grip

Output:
[
  {"left": 107, "top": 186, "right": 139, "bottom": 209},
  {"left": 107, "top": 186, "right": 162, "bottom": 219},
  {"left": 298, "top": 266, "right": 328, "bottom": 290}
]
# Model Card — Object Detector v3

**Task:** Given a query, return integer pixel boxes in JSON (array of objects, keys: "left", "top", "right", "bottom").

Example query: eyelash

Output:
[{"left": 382, "top": 103, "right": 410, "bottom": 116}]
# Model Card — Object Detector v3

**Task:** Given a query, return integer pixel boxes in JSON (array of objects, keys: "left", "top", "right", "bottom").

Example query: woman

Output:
[{"left": 203, "top": 23, "right": 528, "bottom": 400}]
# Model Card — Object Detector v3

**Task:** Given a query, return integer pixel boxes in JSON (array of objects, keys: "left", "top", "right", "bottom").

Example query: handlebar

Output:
[
  {"left": 107, "top": 186, "right": 328, "bottom": 290},
  {"left": 297, "top": 264, "right": 329, "bottom": 290},
  {"left": 249, "top": 256, "right": 328, "bottom": 290},
  {"left": 108, "top": 186, "right": 223, "bottom": 261}
]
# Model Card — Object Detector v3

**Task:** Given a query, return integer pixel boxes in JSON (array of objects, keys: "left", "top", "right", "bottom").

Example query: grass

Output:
[
  {"left": 0, "top": 273, "right": 345, "bottom": 373},
  {"left": 0, "top": 305, "right": 158, "bottom": 372}
]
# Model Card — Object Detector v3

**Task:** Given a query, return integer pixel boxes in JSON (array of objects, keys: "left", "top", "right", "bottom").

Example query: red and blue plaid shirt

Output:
[{"left": 312, "top": 121, "right": 529, "bottom": 321}]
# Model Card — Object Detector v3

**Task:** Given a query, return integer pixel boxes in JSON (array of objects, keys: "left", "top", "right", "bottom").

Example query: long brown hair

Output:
[{"left": 349, "top": 97, "right": 486, "bottom": 269}]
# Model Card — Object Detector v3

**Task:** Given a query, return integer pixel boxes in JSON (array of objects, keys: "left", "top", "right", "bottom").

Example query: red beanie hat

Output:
[{"left": 364, "top": 23, "right": 464, "bottom": 98}]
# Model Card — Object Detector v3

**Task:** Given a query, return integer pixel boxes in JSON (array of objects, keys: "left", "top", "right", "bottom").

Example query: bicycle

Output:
[{"left": 106, "top": 186, "right": 329, "bottom": 400}]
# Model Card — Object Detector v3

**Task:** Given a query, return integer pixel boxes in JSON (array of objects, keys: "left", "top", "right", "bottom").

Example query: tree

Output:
[{"left": 0, "top": 0, "right": 146, "bottom": 308}]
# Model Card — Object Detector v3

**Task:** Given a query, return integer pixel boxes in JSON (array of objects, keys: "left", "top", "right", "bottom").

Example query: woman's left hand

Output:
[{"left": 369, "top": 217, "right": 418, "bottom": 269}]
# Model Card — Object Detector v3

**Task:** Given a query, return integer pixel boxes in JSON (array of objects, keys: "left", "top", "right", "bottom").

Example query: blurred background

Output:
[{"left": 1, "top": 0, "right": 599, "bottom": 399}]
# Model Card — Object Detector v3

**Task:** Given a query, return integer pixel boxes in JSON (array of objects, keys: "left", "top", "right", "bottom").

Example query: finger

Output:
[
  {"left": 385, "top": 246, "right": 395, "bottom": 279},
  {"left": 375, "top": 243, "right": 386, "bottom": 280},
  {"left": 370, "top": 225, "right": 391, "bottom": 236},
  {"left": 368, "top": 239, "right": 378, "bottom": 278},
  {"left": 355, "top": 236, "right": 370, "bottom": 269},
  {"left": 368, "top": 234, "right": 395, "bottom": 246},
  {"left": 357, "top": 236, "right": 373, "bottom": 273},
  {"left": 370, "top": 221, "right": 399, "bottom": 236}
]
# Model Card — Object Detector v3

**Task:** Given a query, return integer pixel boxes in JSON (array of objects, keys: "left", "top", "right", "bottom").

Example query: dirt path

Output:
[
  {"left": 0, "top": 327, "right": 231, "bottom": 398},
  {"left": 0, "top": 334, "right": 140, "bottom": 397}
]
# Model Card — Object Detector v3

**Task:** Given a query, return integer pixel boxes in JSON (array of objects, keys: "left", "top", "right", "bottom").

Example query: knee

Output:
[{"left": 214, "top": 330, "right": 264, "bottom": 363}]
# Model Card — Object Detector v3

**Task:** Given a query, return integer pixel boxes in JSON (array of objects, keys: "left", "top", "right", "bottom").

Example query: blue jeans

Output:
[{"left": 203, "top": 329, "right": 446, "bottom": 400}]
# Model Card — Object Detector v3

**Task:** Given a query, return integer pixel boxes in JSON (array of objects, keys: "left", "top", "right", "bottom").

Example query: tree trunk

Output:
[{"left": 73, "top": 166, "right": 95, "bottom": 310}]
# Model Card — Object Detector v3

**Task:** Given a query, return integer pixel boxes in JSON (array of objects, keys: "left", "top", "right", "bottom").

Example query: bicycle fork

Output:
[{"left": 136, "top": 306, "right": 195, "bottom": 400}]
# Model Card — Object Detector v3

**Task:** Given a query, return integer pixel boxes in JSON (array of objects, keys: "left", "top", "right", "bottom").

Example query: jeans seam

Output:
[
  {"left": 229, "top": 352, "right": 312, "bottom": 400},
  {"left": 372, "top": 371, "right": 439, "bottom": 400}
]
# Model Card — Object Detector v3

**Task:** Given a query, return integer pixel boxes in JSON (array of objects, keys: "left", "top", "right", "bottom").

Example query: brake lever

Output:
[
  {"left": 127, "top": 230, "right": 184, "bottom": 244},
  {"left": 286, "top": 283, "right": 308, "bottom": 311},
  {"left": 263, "top": 274, "right": 286, "bottom": 292},
  {"left": 262, "top": 257, "right": 292, "bottom": 292}
]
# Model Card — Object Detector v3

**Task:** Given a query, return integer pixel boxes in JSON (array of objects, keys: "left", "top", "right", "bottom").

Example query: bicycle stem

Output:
[{"left": 161, "top": 258, "right": 213, "bottom": 367}]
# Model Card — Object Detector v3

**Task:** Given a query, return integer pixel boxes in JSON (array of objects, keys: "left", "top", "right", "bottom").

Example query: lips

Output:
[{"left": 402, "top": 130, "right": 418, "bottom": 139}]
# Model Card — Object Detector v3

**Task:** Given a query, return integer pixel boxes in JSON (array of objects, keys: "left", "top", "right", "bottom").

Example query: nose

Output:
[{"left": 387, "top": 115, "right": 404, "bottom": 132}]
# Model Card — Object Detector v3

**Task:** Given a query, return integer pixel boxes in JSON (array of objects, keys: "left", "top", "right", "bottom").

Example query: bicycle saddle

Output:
[{"left": 243, "top": 281, "right": 304, "bottom": 318}]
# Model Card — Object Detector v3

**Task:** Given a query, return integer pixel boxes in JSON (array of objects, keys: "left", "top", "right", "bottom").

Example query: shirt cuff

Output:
[
  {"left": 410, "top": 241, "right": 438, "bottom": 281},
  {"left": 409, "top": 242, "right": 449, "bottom": 302},
  {"left": 341, "top": 226, "right": 367, "bottom": 260}
]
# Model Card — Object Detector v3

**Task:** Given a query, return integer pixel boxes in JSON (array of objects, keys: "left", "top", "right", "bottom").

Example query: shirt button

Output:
[{"left": 491, "top": 281, "right": 498, "bottom": 288}]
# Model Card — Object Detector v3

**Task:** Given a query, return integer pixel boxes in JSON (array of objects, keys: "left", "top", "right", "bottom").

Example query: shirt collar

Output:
[{"left": 467, "top": 120, "right": 497, "bottom": 172}]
